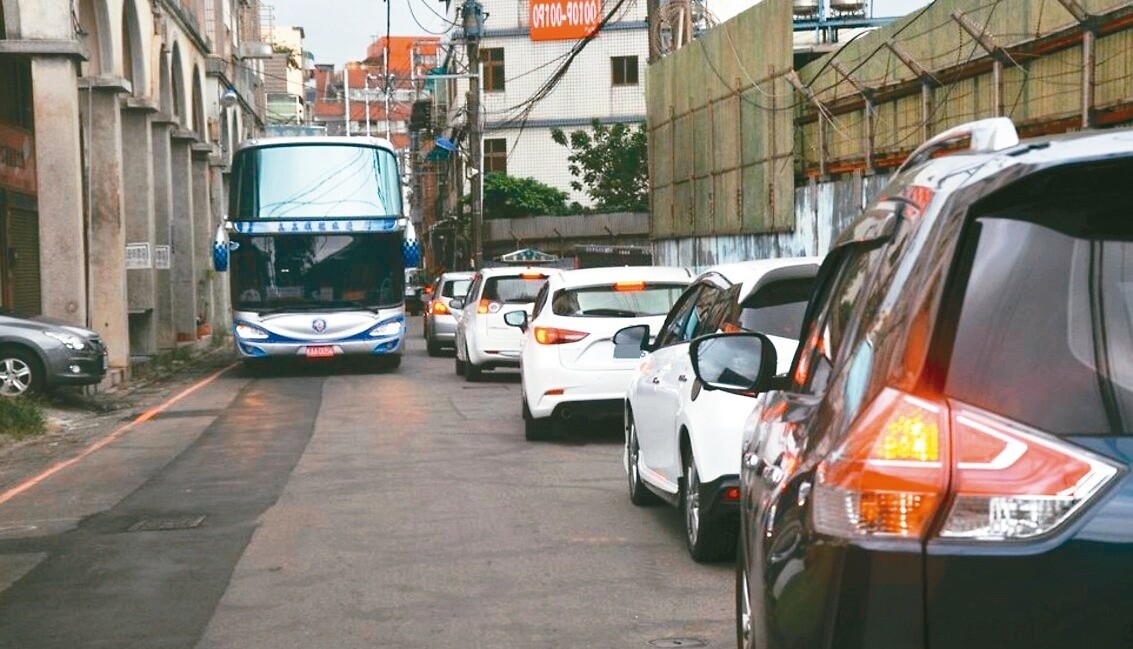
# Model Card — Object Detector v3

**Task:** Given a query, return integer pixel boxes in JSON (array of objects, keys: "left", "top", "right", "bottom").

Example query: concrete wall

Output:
[{"left": 653, "top": 172, "right": 891, "bottom": 271}]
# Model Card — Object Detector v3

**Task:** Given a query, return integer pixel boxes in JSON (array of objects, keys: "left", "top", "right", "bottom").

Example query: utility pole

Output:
[
  {"left": 344, "top": 66, "right": 351, "bottom": 136},
  {"left": 462, "top": 0, "right": 485, "bottom": 268},
  {"left": 384, "top": 0, "right": 393, "bottom": 141},
  {"left": 646, "top": 0, "right": 660, "bottom": 63},
  {"left": 364, "top": 74, "right": 372, "bottom": 136}
]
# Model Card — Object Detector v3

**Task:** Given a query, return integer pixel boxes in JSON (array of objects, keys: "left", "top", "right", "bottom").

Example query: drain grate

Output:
[
  {"left": 127, "top": 515, "right": 206, "bottom": 532},
  {"left": 648, "top": 639, "right": 708, "bottom": 648}
]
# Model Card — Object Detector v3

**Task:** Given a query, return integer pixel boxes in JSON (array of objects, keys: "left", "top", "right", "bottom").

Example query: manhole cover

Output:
[
  {"left": 127, "top": 515, "right": 206, "bottom": 532},
  {"left": 648, "top": 639, "right": 708, "bottom": 648}
]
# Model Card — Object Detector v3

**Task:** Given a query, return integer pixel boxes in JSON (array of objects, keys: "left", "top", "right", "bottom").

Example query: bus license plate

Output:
[{"left": 305, "top": 345, "right": 335, "bottom": 358}]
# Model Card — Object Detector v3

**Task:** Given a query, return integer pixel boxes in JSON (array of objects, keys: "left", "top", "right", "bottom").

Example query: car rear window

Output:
[
  {"left": 732, "top": 277, "right": 814, "bottom": 340},
  {"left": 442, "top": 279, "right": 471, "bottom": 298},
  {"left": 482, "top": 276, "right": 547, "bottom": 304},
  {"left": 550, "top": 283, "right": 686, "bottom": 317},
  {"left": 946, "top": 208, "right": 1133, "bottom": 434}
]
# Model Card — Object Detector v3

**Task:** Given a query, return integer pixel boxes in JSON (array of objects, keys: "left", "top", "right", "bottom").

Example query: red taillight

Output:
[
  {"left": 939, "top": 406, "right": 1118, "bottom": 540},
  {"left": 431, "top": 301, "right": 450, "bottom": 315},
  {"left": 724, "top": 487, "right": 740, "bottom": 502},
  {"left": 533, "top": 326, "right": 589, "bottom": 345},
  {"left": 814, "top": 388, "right": 948, "bottom": 539},
  {"left": 477, "top": 299, "right": 500, "bottom": 314},
  {"left": 812, "top": 388, "right": 1120, "bottom": 542}
]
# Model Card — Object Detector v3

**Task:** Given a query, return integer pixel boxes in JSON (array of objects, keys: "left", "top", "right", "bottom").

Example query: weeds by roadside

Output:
[{"left": 0, "top": 397, "right": 46, "bottom": 440}]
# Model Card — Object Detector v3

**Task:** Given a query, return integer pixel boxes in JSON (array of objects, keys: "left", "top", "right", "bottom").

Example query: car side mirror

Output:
[
  {"left": 449, "top": 297, "right": 465, "bottom": 310},
  {"left": 613, "top": 324, "right": 651, "bottom": 359},
  {"left": 690, "top": 332, "right": 777, "bottom": 395},
  {"left": 503, "top": 310, "right": 528, "bottom": 331}
]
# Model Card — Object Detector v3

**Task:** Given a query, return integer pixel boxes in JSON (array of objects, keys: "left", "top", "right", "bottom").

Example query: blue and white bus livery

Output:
[{"left": 213, "top": 136, "right": 411, "bottom": 369}]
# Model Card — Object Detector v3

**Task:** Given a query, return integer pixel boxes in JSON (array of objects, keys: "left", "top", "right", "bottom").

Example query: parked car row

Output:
[{"left": 422, "top": 118, "right": 1133, "bottom": 649}]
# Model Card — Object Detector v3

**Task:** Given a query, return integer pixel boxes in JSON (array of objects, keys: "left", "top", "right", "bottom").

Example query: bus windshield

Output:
[
  {"left": 232, "top": 143, "right": 401, "bottom": 219},
  {"left": 230, "top": 233, "right": 404, "bottom": 311}
]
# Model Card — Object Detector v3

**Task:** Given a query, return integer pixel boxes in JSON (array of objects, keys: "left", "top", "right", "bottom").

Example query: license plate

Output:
[{"left": 305, "top": 345, "right": 336, "bottom": 358}]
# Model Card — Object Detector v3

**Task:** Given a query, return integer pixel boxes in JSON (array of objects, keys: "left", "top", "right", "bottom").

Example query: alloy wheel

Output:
[
  {"left": 0, "top": 357, "right": 34, "bottom": 397},
  {"left": 685, "top": 455, "right": 701, "bottom": 546}
]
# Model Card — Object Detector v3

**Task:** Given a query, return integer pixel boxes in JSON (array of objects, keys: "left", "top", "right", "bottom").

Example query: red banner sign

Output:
[
  {"left": 0, "top": 123, "right": 36, "bottom": 196},
  {"left": 529, "top": 0, "right": 602, "bottom": 41}
]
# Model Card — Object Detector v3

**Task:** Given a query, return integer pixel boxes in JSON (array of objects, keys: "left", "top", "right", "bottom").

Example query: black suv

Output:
[{"left": 689, "top": 118, "right": 1133, "bottom": 649}]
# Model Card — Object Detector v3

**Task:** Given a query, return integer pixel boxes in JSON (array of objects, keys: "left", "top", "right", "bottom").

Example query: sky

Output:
[{"left": 267, "top": 0, "right": 931, "bottom": 68}]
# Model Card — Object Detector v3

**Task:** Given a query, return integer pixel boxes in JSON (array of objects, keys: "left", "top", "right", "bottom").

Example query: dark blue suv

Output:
[{"left": 690, "top": 118, "right": 1133, "bottom": 649}]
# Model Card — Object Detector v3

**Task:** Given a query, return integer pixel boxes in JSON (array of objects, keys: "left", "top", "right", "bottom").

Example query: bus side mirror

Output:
[{"left": 213, "top": 223, "right": 229, "bottom": 272}]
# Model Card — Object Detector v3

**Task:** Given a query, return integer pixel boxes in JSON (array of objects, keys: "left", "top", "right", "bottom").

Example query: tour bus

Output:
[{"left": 212, "top": 136, "right": 419, "bottom": 369}]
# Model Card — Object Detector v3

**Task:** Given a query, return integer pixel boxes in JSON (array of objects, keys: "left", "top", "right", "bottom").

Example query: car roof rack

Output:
[{"left": 897, "top": 117, "right": 1020, "bottom": 173}]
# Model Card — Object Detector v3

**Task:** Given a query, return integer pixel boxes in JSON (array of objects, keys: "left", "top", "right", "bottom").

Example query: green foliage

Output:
[
  {"left": 551, "top": 120, "right": 649, "bottom": 213},
  {"left": 482, "top": 172, "right": 570, "bottom": 219},
  {"left": 0, "top": 397, "right": 46, "bottom": 440}
]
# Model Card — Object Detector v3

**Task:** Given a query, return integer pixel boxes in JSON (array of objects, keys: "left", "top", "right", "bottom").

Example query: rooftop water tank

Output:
[
  {"left": 794, "top": 0, "right": 820, "bottom": 16},
  {"left": 830, "top": 0, "right": 867, "bottom": 14}
]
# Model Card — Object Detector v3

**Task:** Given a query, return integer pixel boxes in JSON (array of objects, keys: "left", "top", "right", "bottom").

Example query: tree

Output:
[
  {"left": 551, "top": 120, "right": 649, "bottom": 213},
  {"left": 481, "top": 173, "right": 570, "bottom": 219}
]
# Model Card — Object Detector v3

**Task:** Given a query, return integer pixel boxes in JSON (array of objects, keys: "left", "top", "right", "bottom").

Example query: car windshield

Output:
[
  {"left": 551, "top": 284, "right": 687, "bottom": 317},
  {"left": 482, "top": 276, "right": 547, "bottom": 304}
]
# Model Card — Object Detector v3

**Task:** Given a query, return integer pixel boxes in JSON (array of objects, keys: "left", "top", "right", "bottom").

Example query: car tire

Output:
[
  {"left": 0, "top": 348, "right": 43, "bottom": 397},
  {"left": 736, "top": 547, "right": 754, "bottom": 649},
  {"left": 462, "top": 344, "right": 482, "bottom": 382},
  {"left": 454, "top": 349, "right": 465, "bottom": 376},
  {"left": 426, "top": 337, "right": 442, "bottom": 357},
  {"left": 683, "top": 451, "right": 737, "bottom": 562},
  {"left": 626, "top": 416, "right": 660, "bottom": 506},
  {"left": 464, "top": 359, "right": 482, "bottom": 382},
  {"left": 522, "top": 397, "right": 551, "bottom": 441}
]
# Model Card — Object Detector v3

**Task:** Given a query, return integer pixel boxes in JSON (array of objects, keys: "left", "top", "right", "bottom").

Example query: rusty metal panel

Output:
[
  {"left": 716, "top": 169, "right": 741, "bottom": 233},
  {"left": 1096, "top": 30, "right": 1133, "bottom": 107}
]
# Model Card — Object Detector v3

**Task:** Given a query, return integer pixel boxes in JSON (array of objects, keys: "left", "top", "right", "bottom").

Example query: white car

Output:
[
  {"left": 452, "top": 266, "right": 561, "bottom": 381},
  {"left": 619, "top": 257, "right": 821, "bottom": 562},
  {"left": 503, "top": 266, "right": 692, "bottom": 441}
]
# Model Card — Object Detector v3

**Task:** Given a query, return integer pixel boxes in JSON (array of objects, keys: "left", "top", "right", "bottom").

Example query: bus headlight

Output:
[
  {"left": 235, "top": 323, "right": 270, "bottom": 340},
  {"left": 369, "top": 320, "right": 403, "bottom": 337}
]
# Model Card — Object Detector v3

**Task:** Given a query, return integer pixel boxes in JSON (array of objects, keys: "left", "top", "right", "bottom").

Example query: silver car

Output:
[
  {"left": 0, "top": 311, "right": 108, "bottom": 397},
  {"left": 423, "top": 271, "right": 473, "bottom": 356}
]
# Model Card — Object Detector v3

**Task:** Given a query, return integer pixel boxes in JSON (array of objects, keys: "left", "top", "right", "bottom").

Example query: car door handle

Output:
[{"left": 650, "top": 377, "right": 661, "bottom": 384}]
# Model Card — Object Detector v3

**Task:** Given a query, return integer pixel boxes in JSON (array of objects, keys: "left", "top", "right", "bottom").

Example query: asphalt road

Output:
[{"left": 0, "top": 319, "right": 734, "bottom": 648}]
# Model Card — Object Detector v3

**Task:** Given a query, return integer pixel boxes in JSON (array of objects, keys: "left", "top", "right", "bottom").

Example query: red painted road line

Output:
[{"left": 0, "top": 362, "right": 238, "bottom": 507}]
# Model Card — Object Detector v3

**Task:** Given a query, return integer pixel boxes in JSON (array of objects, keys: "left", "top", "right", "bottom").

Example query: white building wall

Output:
[{"left": 449, "top": 0, "right": 648, "bottom": 206}]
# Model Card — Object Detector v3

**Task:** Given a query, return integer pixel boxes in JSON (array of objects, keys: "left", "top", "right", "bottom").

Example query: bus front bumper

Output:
[{"left": 235, "top": 336, "right": 404, "bottom": 359}]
